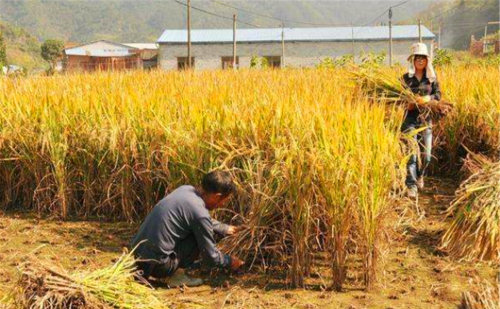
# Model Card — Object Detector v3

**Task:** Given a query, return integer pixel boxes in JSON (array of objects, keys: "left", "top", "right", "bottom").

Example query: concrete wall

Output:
[{"left": 158, "top": 39, "right": 434, "bottom": 70}]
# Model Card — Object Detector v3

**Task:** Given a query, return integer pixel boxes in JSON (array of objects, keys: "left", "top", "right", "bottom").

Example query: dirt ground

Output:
[{"left": 0, "top": 177, "right": 498, "bottom": 309}]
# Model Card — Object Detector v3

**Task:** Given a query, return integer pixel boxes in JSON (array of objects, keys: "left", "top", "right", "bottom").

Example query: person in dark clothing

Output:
[
  {"left": 131, "top": 170, "right": 244, "bottom": 287},
  {"left": 402, "top": 43, "right": 445, "bottom": 198}
]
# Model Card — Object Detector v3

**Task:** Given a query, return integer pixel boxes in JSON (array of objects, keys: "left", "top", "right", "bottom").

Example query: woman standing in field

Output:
[{"left": 402, "top": 43, "right": 441, "bottom": 198}]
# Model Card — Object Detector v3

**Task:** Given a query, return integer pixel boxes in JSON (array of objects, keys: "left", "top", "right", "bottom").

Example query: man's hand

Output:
[
  {"left": 227, "top": 225, "right": 243, "bottom": 236},
  {"left": 230, "top": 256, "right": 245, "bottom": 271}
]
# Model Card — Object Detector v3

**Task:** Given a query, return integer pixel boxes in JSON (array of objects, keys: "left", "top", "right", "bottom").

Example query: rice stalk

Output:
[
  {"left": 431, "top": 65, "right": 499, "bottom": 172},
  {"left": 460, "top": 278, "right": 499, "bottom": 309},
  {"left": 351, "top": 66, "right": 453, "bottom": 121},
  {"left": 13, "top": 250, "right": 168, "bottom": 309},
  {"left": 4, "top": 66, "right": 495, "bottom": 289},
  {"left": 440, "top": 153, "right": 500, "bottom": 261}
]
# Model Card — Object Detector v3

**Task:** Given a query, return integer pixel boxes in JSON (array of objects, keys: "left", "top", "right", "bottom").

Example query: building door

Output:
[
  {"left": 221, "top": 56, "right": 239, "bottom": 69},
  {"left": 177, "top": 57, "right": 195, "bottom": 70},
  {"left": 263, "top": 56, "right": 281, "bottom": 68}
]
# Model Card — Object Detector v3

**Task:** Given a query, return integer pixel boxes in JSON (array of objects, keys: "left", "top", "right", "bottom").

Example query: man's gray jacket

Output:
[{"left": 131, "top": 185, "right": 231, "bottom": 268}]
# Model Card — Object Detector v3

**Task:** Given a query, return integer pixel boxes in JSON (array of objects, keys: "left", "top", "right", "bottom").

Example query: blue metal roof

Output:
[{"left": 157, "top": 25, "right": 435, "bottom": 44}]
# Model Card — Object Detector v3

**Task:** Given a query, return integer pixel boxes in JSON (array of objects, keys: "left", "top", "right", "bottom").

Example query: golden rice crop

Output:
[
  {"left": 351, "top": 64, "right": 500, "bottom": 172},
  {"left": 435, "top": 65, "right": 500, "bottom": 169},
  {"left": 0, "top": 69, "right": 405, "bottom": 290},
  {"left": 0, "top": 64, "right": 497, "bottom": 290}
]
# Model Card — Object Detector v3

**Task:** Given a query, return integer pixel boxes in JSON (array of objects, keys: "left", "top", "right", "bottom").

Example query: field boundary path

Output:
[{"left": 0, "top": 176, "right": 497, "bottom": 309}]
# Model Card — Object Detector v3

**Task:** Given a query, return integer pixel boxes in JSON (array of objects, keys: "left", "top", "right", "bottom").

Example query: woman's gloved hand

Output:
[{"left": 416, "top": 95, "right": 431, "bottom": 104}]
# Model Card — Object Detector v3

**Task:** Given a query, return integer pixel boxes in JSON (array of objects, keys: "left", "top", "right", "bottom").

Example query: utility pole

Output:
[
  {"left": 418, "top": 19, "right": 422, "bottom": 43},
  {"left": 187, "top": 0, "right": 192, "bottom": 68},
  {"left": 281, "top": 22, "right": 285, "bottom": 68},
  {"left": 233, "top": 13, "right": 237, "bottom": 69},
  {"left": 483, "top": 24, "right": 488, "bottom": 54},
  {"left": 389, "top": 8, "right": 393, "bottom": 67},
  {"left": 438, "top": 24, "right": 441, "bottom": 49},
  {"left": 351, "top": 21, "right": 355, "bottom": 63}
]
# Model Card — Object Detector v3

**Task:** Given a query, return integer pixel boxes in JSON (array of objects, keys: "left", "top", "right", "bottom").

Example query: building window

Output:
[
  {"left": 177, "top": 57, "right": 195, "bottom": 70},
  {"left": 221, "top": 56, "right": 239, "bottom": 69},
  {"left": 263, "top": 56, "right": 281, "bottom": 68}
]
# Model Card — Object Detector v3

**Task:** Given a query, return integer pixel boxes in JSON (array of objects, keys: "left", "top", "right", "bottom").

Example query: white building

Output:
[
  {"left": 157, "top": 25, "right": 435, "bottom": 70},
  {"left": 63, "top": 41, "right": 158, "bottom": 72}
]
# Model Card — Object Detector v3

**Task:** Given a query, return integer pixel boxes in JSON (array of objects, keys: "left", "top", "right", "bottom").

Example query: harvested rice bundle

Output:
[
  {"left": 460, "top": 278, "right": 499, "bottom": 309},
  {"left": 14, "top": 250, "right": 168, "bottom": 309},
  {"left": 352, "top": 67, "right": 416, "bottom": 102},
  {"left": 441, "top": 153, "right": 500, "bottom": 261},
  {"left": 352, "top": 67, "right": 453, "bottom": 119}
]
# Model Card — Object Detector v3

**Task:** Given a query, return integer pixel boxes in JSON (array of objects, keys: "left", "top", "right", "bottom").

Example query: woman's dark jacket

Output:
[{"left": 402, "top": 72, "right": 441, "bottom": 125}]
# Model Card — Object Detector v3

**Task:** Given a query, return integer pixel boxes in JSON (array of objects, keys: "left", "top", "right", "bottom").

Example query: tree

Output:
[
  {"left": 250, "top": 55, "right": 259, "bottom": 68},
  {"left": 0, "top": 31, "right": 7, "bottom": 69},
  {"left": 41, "top": 39, "right": 64, "bottom": 71}
]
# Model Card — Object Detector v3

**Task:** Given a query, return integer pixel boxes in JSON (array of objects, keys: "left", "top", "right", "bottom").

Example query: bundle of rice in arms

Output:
[{"left": 352, "top": 68, "right": 453, "bottom": 119}]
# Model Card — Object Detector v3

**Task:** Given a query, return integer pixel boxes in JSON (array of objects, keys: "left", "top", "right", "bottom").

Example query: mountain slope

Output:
[
  {"left": 0, "top": 21, "right": 44, "bottom": 71},
  {"left": 415, "top": 0, "right": 499, "bottom": 49},
  {"left": 0, "top": 0, "right": 435, "bottom": 43}
]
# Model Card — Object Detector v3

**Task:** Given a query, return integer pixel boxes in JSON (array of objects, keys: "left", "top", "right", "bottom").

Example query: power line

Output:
[
  {"left": 209, "top": 0, "right": 420, "bottom": 29},
  {"left": 426, "top": 1, "right": 463, "bottom": 23},
  {"left": 368, "top": 0, "right": 415, "bottom": 26},
  {"left": 172, "top": 0, "right": 261, "bottom": 28},
  {"left": 175, "top": 0, "right": 426, "bottom": 40},
  {"left": 449, "top": 24, "right": 493, "bottom": 30},
  {"left": 442, "top": 22, "right": 500, "bottom": 27},
  {"left": 355, "top": 0, "right": 415, "bottom": 36},
  {"left": 177, "top": 0, "right": 422, "bottom": 35},
  {"left": 366, "top": 9, "right": 390, "bottom": 27},
  {"left": 353, "top": 10, "right": 389, "bottom": 37},
  {"left": 391, "top": 0, "right": 414, "bottom": 9},
  {"left": 208, "top": 0, "right": 348, "bottom": 27}
]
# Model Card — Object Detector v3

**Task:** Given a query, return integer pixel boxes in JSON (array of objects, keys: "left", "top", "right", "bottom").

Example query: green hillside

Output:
[
  {"left": 0, "top": 21, "right": 44, "bottom": 71},
  {"left": 416, "top": 0, "right": 499, "bottom": 49},
  {"left": 0, "top": 0, "right": 434, "bottom": 43}
]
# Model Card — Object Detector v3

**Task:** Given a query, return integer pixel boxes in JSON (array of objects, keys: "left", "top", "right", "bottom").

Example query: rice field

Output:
[
  {"left": 0, "top": 64, "right": 498, "bottom": 307},
  {"left": 433, "top": 65, "right": 500, "bottom": 169}
]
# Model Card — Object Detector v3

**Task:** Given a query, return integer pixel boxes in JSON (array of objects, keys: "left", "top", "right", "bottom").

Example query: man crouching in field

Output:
[{"left": 131, "top": 170, "right": 245, "bottom": 287}]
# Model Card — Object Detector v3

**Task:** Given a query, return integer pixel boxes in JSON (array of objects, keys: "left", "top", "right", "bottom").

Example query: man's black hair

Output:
[{"left": 201, "top": 170, "right": 235, "bottom": 196}]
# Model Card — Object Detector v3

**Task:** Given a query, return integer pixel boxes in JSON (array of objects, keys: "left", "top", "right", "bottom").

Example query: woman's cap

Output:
[{"left": 408, "top": 43, "right": 429, "bottom": 61}]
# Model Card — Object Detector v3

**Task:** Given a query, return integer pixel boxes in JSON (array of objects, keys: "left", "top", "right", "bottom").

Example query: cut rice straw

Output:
[
  {"left": 12, "top": 249, "right": 168, "bottom": 309},
  {"left": 440, "top": 153, "right": 500, "bottom": 261}
]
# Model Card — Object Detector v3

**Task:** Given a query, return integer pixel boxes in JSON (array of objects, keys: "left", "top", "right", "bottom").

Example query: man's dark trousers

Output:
[{"left": 136, "top": 234, "right": 199, "bottom": 279}]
